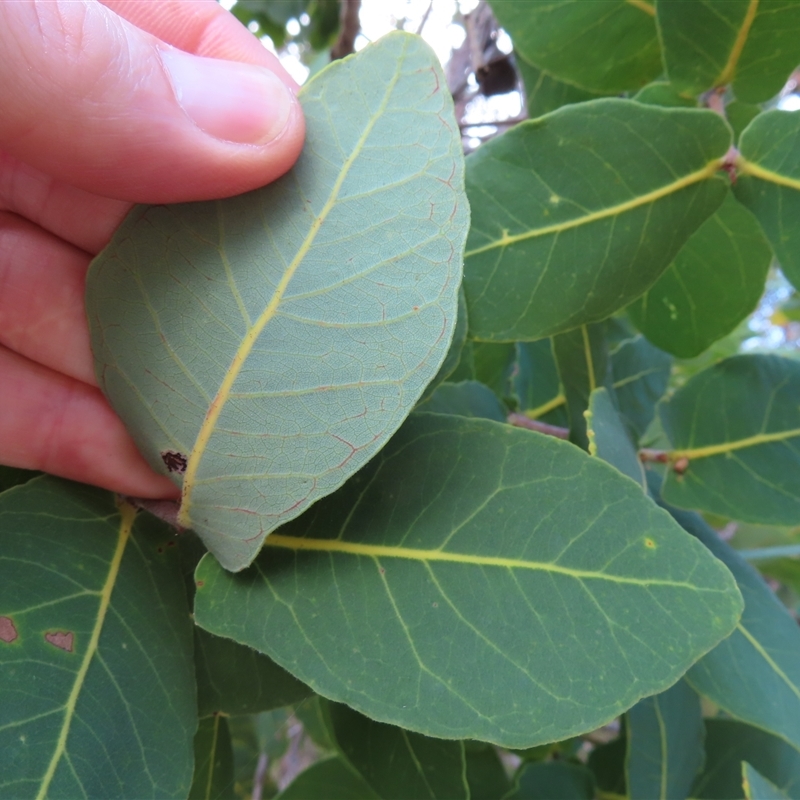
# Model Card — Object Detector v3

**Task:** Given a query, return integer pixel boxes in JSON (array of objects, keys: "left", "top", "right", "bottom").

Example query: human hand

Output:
[{"left": 0, "top": 0, "right": 305, "bottom": 499}]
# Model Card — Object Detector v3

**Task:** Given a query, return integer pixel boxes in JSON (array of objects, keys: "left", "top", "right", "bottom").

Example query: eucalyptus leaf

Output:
[
  {"left": 0, "top": 478, "right": 196, "bottom": 799},
  {"left": 656, "top": 0, "right": 800, "bottom": 102},
  {"left": 735, "top": 109, "right": 800, "bottom": 290},
  {"left": 743, "top": 762, "right": 791, "bottom": 800},
  {"left": 189, "top": 715, "right": 235, "bottom": 800},
  {"left": 463, "top": 99, "right": 731, "bottom": 341},
  {"left": 629, "top": 193, "right": 772, "bottom": 358},
  {"left": 490, "top": 0, "right": 662, "bottom": 93},
  {"left": 659, "top": 354, "right": 800, "bottom": 524},
  {"left": 86, "top": 32, "right": 469, "bottom": 571},
  {"left": 194, "top": 413, "right": 742, "bottom": 748},
  {"left": 626, "top": 679, "right": 704, "bottom": 800}
]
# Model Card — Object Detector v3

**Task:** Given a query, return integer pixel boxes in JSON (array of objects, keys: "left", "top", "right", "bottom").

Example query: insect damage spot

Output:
[
  {"left": 45, "top": 631, "right": 75, "bottom": 653},
  {"left": 0, "top": 616, "right": 18, "bottom": 643},
  {"left": 161, "top": 450, "right": 188, "bottom": 474}
]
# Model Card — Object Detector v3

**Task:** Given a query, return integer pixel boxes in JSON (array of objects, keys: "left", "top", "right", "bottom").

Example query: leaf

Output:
[
  {"left": 326, "top": 701, "right": 469, "bottom": 799},
  {"left": 659, "top": 354, "right": 800, "bottom": 524},
  {"left": 626, "top": 679, "right": 704, "bottom": 800},
  {"left": 0, "top": 466, "right": 40, "bottom": 493},
  {"left": 195, "top": 628, "right": 311, "bottom": 717},
  {"left": 516, "top": 56, "right": 605, "bottom": 118},
  {"left": 609, "top": 333, "right": 671, "bottom": 441},
  {"left": 587, "top": 387, "right": 646, "bottom": 487},
  {"left": 420, "top": 287, "right": 469, "bottom": 403},
  {"left": 506, "top": 761, "right": 595, "bottom": 800},
  {"left": 416, "top": 380, "right": 507, "bottom": 421},
  {"left": 553, "top": 323, "right": 610, "bottom": 448},
  {"left": 588, "top": 735, "right": 627, "bottom": 797},
  {"left": 511, "top": 340, "right": 568, "bottom": 428},
  {"left": 744, "top": 762, "right": 792, "bottom": 800},
  {"left": 656, "top": 0, "right": 800, "bottom": 102},
  {"left": 489, "top": 0, "right": 662, "bottom": 94},
  {"left": 693, "top": 719, "right": 800, "bottom": 800},
  {"left": 634, "top": 81, "right": 697, "bottom": 108},
  {"left": 276, "top": 757, "right": 379, "bottom": 799},
  {"left": 629, "top": 192, "right": 772, "bottom": 358},
  {"left": 735, "top": 109, "right": 800, "bottom": 290},
  {"left": 194, "top": 413, "right": 742, "bottom": 748},
  {"left": 655, "top": 499, "right": 800, "bottom": 754},
  {"left": 85, "top": 32, "right": 469, "bottom": 572},
  {"left": 189, "top": 715, "right": 235, "bottom": 800},
  {"left": 465, "top": 743, "right": 512, "bottom": 800},
  {"left": 0, "top": 477, "right": 196, "bottom": 799},
  {"left": 463, "top": 99, "right": 731, "bottom": 341},
  {"left": 727, "top": 102, "right": 761, "bottom": 142}
]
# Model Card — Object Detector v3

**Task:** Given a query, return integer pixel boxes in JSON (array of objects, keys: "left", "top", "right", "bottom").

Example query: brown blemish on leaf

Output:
[
  {"left": 196, "top": 580, "right": 205, "bottom": 588},
  {"left": 45, "top": 631, "right": 74, "bottom": 653},
  {"left": 161, "top": 450, "right": 188, "bottom": 474},
  {"left": 0, "top": 616, "right": 18, "bottom": 643}
]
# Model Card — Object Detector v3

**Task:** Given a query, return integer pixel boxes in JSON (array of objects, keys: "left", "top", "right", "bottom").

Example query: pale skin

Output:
[{"left": 0, "top": 0, "right": 306, "bottom": 498}]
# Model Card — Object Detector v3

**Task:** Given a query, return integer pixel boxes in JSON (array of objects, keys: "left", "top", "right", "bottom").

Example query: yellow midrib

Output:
[
  {"left": 715, "top": 0, "right": 760, "bottom": 88},
  {"left": 626, "top": 0, "right": 655, "bottom": 17},
  {"left": 525, "top": 393, "right": 566, "bottom": 420},
  {"left": 464, "top": 160, "right": 723, "bottom": 259},
  {"left": 737, "top": 157, "right": 800, "bottom": 191},
  {"left": 671, "top": 427, "right": 800, "bottom": 461},
  {"left": 178, "top": 64, "right": 403, "bottom": 528},
  {"left": 265, "top": 534, "right": 713, "bottom": 589},
  {"left": 36, "top": 502, "right": 134, "bottom": 800}
]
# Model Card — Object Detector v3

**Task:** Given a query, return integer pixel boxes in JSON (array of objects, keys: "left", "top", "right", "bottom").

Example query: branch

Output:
[
  {"left": 330, "top": 0, "right": 361, "bottom": 61},
  {"left": 507, "top": 413, "right": 570, "bottom": 440}
]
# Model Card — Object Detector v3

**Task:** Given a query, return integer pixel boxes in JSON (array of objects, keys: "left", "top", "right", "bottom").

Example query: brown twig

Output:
[
  {"left": 507, "top": 413, "right": 570, "bottom": 440},
  {"left": 330, "top": 0, "right": 361, "bottom": 60}
]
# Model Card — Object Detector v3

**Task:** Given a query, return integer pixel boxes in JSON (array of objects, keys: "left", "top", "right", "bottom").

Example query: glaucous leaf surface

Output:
[
  {"left": 416, "top": 380, "right": 506, "bottom": 421},
  {"left": 626, "top": 679, "right": 704, "bottom": 800},
  {"left": 0, "top": 478, "right": 196, "bottom": 799},
  {"left": 86, "top": 32, "right": 468, "bottom": 572},
  {"left": 693, "top": 720, "right": 800, "bottom": 800},
  {"left": 629, "top": 193, "right": 772, "bottom": 358},
  {"left": 657, "top": 0, "right": 800, "bottom": 102},
  {"left": 189, "top": 715, "right": 234, "bottom": 800},
  {"left": 516, "top": 56, "right": 604, "bottom": 118},
  {"left": 743, "top": 762, "right": 791, "bottom": 800},
  {"left": 490, "top": 0, "right": 662, "bottom": 93},
  {"left": 659, "top": 354, "right": 800, "bottom": 524},
  {"left": 736, "top": 109, "right": 800, "bottom": 290},
  {"left": 463, "top": 100, "right": 731, "bottom": 341},
  {"left": 420, "top": 288, "right": 469, "bottom": 403},
  {"left": 194, "top": 413, "right": 742, "bottom": 747},
  {"left": 275, "top": 757, "right": 379, "bottom": 799},
  {"left": 326, "top": 701, "right": 469, "bottom": 799},
  {"left": 506, "top": 761, "right": 595, "bottom": 800},
  {"left": 609, "top": 333, "right": 672, "bottom": 441},
  {"left": 587, "top": 387, "right": 646, "bottom": 487},
  {"left": 194, "top": 628, "right": 311, "bottom": 717},
  {"left": 511, "top": 340, "right": 568, "bottom": 428},
  {"left": 658, "top": 503, "right": 800, "bottom": 753}
]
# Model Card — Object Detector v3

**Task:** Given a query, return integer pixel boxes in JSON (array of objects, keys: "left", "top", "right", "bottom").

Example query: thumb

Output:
[{"left": 0, "top": 0, "right": 305, "bottom": 203}]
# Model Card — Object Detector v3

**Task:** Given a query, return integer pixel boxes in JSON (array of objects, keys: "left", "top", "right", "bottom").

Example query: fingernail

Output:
[{"left": 160, "top": 48, "right": 294, "bottom": 145}]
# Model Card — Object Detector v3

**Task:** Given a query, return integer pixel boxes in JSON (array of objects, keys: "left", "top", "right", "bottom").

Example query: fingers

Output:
[
  {"left": 0, "top": 0, "right": 305, "bottom": 204},
  {"left": 0, "top": 345, "right": 179, "bottom": 498}
]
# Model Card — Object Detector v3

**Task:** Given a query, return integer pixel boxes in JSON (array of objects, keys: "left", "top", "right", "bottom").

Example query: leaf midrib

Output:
[
  {"left": 264, "top": 534, "right": 721, "bottom": 589},
  {"left": 738, "top": 157, "right": 800, "bottom": 191},
  {"left": 670, "top": 427, "right": 800, "bottom": 461},
  {"left": 178, "top": 42, "right": 407, "bottom": 528},
  {"left": 35, "top": 502, "right": 134, "bottom": 800},
  {"left": 464, "top": 160, "right": 723, "bottom": 258}
]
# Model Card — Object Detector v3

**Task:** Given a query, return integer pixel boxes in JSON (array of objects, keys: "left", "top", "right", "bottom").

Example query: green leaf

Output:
[
  {"left": 276, "top": 757, "right": 379, "bottom": 799},
  {"left": 629, "top": 192, "right": 772, "bottom": 358},
  {"left": 416, "top": 380, "right": 507, "bottom": 421},
  {"left": 189, "top": 715, "right": 235, "bottom": 800},
  {"left": 0, "top": 466, "right": 40, "bottom": 493},
  {"left": 609, "top": 333, "right": 672, "bottom": 441},
  {"left": 326, "top": 701, "right": 469, "bottom": 799},
  {"left": 735, "top": 109, "right": 800, "bottom": 290},
  {"left": 588, "top": 735, "right": 627, "bottom": 797},
  {"left": 490, "top": 0, "right": 662, "bottom": 93},
  {"left": 693, "top": 719, "right": 800, "bottom": 800},
  {"left": 0, "top": 477, "right": 196, "bottom": 799},
  {"left": 195, "top": 628, "right": 311, "bottom": 717},
  {"left": 656, "top": 0, "right": 800, "bottom": 102},
  {"left": 85, "top": 32, "right": 469, "bottom": 572},
  {"left": 194, "top": 413, "right": 742, "bottom": 748},
  {"left": 626, "top": 679, "right": 704, "bottom": 800},
  {"left": 516, "top": 56, "right": 605, "bottom": 118},
  {"left": 553, "top": 323, "right": 610, "bottom": 449},
  {"left": 727, "top": 102, "right": 761, "bottom": 143},
  {"left": 465, "top": 743, "right": 512, "bottom": 800},
  {"left": 511, "top": 340, "right": 568, "bottom": 428},
  {"left": 506, "top": 761, "right": 595, "bottom": 800},
  {"left": 587, "top": 387, "right": 646, "bottom": 487},
  {"left": 659, "top": 354, "right": 800, "bottom": 524},
  {"left": 634, "top": 81, "right": 698, "bottom": 108},
  {"left": 656, "top": 501, "right": 800, "bottom": 754},
  {"left": 420, "top": 287, "right": 469, "bottom": 403},
  {"left": 463, "top": 99, "right": 731, "bottom": 341},
  {"left": 743, "top": 762, "right": 791, "bottom": 800}
]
